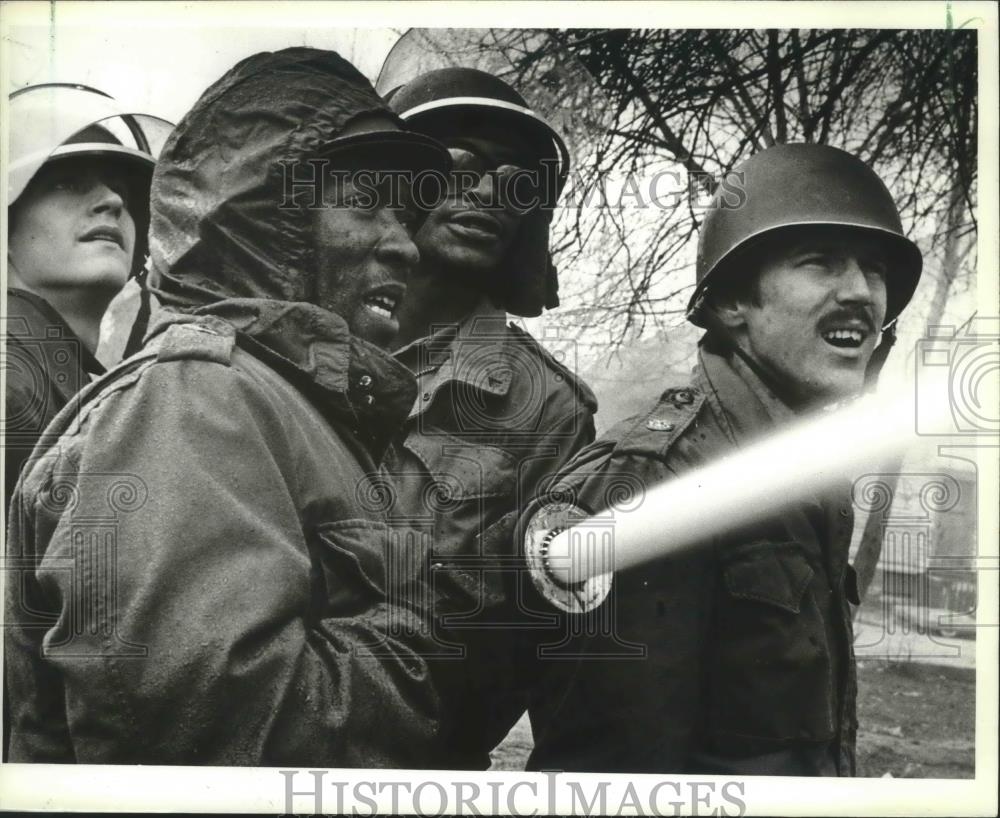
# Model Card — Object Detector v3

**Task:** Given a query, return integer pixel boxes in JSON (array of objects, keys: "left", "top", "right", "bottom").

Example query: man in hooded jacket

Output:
[{"left": 4, "top": 48, "right": 455, "bottom": 766}]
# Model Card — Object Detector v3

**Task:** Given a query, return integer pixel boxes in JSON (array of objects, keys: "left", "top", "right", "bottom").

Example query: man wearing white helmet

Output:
[{"left": 4, "top": 84, "right": 171, "bottom": 509}]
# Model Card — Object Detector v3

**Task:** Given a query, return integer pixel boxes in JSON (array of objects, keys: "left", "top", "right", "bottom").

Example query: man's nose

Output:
[
  {"left": 470, "top": 170, "right": 505, "bottom": 208},
  {"left": 837, "top": 256, "right": 877, "bottom": 303},
  {"left": 374, "top": 212, "right": 420, "bottom": 274},
  {"left": 90, "top": 182, "right": 126, "bottom": 218}
]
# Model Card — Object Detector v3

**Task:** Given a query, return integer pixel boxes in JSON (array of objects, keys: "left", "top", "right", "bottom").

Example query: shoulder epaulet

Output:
[
  {"left": 506, "top": 322, "right": 599, "bottom": 413},
  {"left": 605, "top": 384, "right": 706, "bottom": 460},
  {"left": 155, "top": 317, "right": 236, "bottom": 366},
  {"left": 15, "top": 317, "right": 239, "bottom": 486}
]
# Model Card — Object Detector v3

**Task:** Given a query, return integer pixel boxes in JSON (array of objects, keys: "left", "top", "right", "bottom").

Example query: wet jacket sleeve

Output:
[
  {"left": 524, "top": 446, "right": 715, "bottom": 773},
  {"left": 521, "top": 394, "right": 597, "bottom": 503},
  {"left": 10, "top": 357, "right": 440, "bottom": 766},
  {"left": 3, "top": 362, "right": 38, "bottom": 510},
  {"left": 464, "top": 386, "right": 597, "bottom": 755}
]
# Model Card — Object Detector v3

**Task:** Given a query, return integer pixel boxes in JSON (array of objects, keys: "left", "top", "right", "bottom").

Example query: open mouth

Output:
[
  {"left": 363, "top": 285, "right": 404, "bottom": 320},
  {"left": 821, "top": 327, "right": 867, "bottom": 349},
  {"left": 80, "top": 225, "right": 124, "bottom": 249}
]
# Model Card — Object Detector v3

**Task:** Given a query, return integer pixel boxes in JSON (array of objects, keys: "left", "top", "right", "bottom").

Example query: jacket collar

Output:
[
  {"left": 696, "top": 345, "right": 796, "bottom": 447},
  {"left": 146, "top": 299, "right": 416, "bottom": 454},
  {"left": 394, "top": 301, "right": 513, "bottom": 419},
  {"left": 5, "top": 288, "right": 106, "bottom": 381},
  {"left": 695, "top": 334, "right": 849, "bottom": 563}
]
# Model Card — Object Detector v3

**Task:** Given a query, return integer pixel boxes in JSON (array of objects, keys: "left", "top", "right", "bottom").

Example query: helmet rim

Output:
[
  {"left": 687, "top": 220, "right": 923, "bottom": 329},
  {"left": 398, "top": 97, "right": 570, "bottom": 194},
  {"left": 689, "top": 143, "right": 923, "bottom": 330}
]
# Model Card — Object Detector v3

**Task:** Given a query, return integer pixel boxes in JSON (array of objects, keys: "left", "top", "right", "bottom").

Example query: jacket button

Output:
[
  {"left": 363, "top": 395, "right": 374, "bottom": 406},
  {"left": 671, "top": 389, "right": 695, "bottom": 405},
  {"left": 422, "top": 392, "right": 431, "bottom": 401},
  {"left": 357, "top": 374, "right": 373, "bottom": 389},
  {"left": 646, "top": 418, "right": 674, "bottom": 432}
]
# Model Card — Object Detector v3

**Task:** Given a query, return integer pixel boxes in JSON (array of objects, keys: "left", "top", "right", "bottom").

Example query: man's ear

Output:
[{"left": 709, "top": 291, "right": 748, "bottom": 331}]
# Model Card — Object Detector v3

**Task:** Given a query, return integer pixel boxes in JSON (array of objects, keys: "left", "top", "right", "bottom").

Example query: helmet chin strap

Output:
[
  {"left": 122, "top": 269, "right": 153, "bottom": 359},
  {"left": 697, "top": 306, "right": 804, "bottom": 409},
  {"left": 864, "top": 320, "right": 897, "bottom": 388}
]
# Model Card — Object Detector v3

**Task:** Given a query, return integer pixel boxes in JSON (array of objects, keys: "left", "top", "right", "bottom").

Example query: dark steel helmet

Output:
[
  {"left": 386, "top": 67, "right": 570, "bottom": 195},
  {"left": 689, "top": 143, "right": 923, "bottom": 329},
  {"left": 386, "top": 67, "right": 568, "bottom": 317}
]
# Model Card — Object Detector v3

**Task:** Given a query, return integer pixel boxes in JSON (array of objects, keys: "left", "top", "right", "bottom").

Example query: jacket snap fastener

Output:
[{"left": 357, "top": 374, "right": 373, "bottom": 389}]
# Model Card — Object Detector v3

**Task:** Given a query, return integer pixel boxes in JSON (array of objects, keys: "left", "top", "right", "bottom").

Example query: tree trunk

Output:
[{"left": 853, "top": 182, "right": 967, "bottom": 601}]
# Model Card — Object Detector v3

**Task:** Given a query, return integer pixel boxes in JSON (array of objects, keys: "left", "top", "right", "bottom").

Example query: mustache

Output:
[{"left": 818, "top": 306, "right": 877, "bottom": 335}]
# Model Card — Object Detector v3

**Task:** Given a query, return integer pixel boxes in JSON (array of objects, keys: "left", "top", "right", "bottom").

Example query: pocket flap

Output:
[
  {"left": 723, "top": 543, "right": 814, "bottom": 613},
  {"left": 315, "top": 520, "right": 430, "bottom": 600},
  {"left": 403, "top": 435, "right": 517, "bottom": 499}
]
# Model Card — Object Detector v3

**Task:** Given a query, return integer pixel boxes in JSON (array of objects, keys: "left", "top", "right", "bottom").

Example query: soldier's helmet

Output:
[
  {"left": 8, "top": 83, "right": 174, "bottom": 275},
  {"left": 385, "top": 67, "right": 570, "bottom": 196},
  {"left": 688, "top": 143, "right": 923, "bottom": 329},
  {"left": 385, "top": 67, "right": 569, "bottom": 317}
]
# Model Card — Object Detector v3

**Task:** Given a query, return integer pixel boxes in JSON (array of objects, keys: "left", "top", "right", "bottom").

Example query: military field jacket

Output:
[
  {"left": 389, "top": 307, "right": 598, "bottom": 768},
  {"left": 3, "top": 289, "right": 104, "bottom": 511},
  {"left": 5, "top": 308, "right": 447, "bottom": 766},
  {"left": 525, "top": 346, "right": 860, "bottom": 776}
]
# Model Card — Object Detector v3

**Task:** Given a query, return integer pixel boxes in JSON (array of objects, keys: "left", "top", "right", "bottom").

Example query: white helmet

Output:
[{"left": 8, "top": 83, "right": 174, "bottom": 205}]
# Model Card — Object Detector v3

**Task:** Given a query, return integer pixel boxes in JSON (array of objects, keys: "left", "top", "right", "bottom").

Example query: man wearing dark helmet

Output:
[
  {"left": 383, "top": 67, "right": 598, "bottom": 769},
  {"left": 522, "top": 143, "right": 923, "bottom": 775}
]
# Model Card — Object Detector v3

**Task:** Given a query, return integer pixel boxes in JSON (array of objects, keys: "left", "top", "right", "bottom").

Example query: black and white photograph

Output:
[{"left": 1, "top": 1, "right": 997, "bottom": 815}]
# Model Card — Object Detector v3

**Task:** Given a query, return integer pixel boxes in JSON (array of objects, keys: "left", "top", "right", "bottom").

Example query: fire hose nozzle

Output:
[{"left": 523, "top": 501, "right": 614, "bottom": 613}]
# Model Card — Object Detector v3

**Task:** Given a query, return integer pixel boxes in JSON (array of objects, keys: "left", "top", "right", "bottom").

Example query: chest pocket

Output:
[
  {"left": 309, "top": 519, "right": 429, "bottom": 618},
  {"left": 395, "top": 433, "right": 520, "bottom": 611},
  {"left": 403, "top": 432, "right": 518, "bottom": 504},
  {"left": 709, "top": 541, "right": 836, "bottom": 750},
  {"left": 723, "top": 543, "right": 813, "bottom": 612}
]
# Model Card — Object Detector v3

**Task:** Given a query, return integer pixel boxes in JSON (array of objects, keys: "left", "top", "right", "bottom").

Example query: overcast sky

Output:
[
  {"left": 5, "top": 0, "right": 985, "bottom": 126},
  {"left": 5, "top": 3, "right": 403, "bottom": 123}
]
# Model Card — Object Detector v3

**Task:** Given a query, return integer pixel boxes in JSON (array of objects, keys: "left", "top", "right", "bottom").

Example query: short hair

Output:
[{"left": 704, "top": 237, "right": 771, "bottom": 312}]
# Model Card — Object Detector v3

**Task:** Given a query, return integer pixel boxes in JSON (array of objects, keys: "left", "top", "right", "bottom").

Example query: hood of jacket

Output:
[
  {"left": 146, "top": 47, "right": 421, "bottom": 415},
  {"left": 148, "top": 47, "right": 396, "bottom": 306}
]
